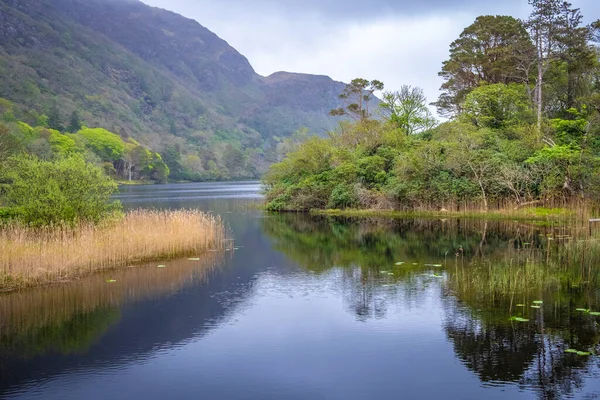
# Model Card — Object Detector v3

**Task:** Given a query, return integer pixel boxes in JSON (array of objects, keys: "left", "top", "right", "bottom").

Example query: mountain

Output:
[{"left": 0, "top": 0, "right": 349, "bottom": 179}]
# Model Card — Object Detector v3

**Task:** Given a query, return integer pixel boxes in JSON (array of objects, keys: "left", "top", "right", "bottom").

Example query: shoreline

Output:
[
  {"left": 0, "top": 209, "right": 226, "bottom": 292},
  {"left": 309, "top": 207, "right": 583, "bottom": 222}
]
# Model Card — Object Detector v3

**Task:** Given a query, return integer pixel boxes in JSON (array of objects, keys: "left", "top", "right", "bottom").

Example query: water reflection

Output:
[
  {"left": 3, "top": 181, "right": 600, "bottom": 399},
  {"left": 262, "top": 214, "right": 600, "bottom": 399}
]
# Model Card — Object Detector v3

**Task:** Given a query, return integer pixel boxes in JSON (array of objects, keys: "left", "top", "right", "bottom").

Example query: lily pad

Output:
[
  {"left": 188, "top": 258, "right": 200, "bottom": 261},
  {"left": 565, "top": 349, "right": 579, "bottom": 354},
  {"left": 533, "top": 300, "right": 543, "bottom": 304},
  {"left": 106, "top": 279, "right": 116, "bottom": 283},
  {"left": 425, "top": 264, "right": 443, "bottom": 267},
  {"left": 590, "top": 312, "right": 600, "bottom": 316},
  {"left": 516, "top": 304, "right": 526, "bottom": 307},
  {"left": 531, "top": 305, "right": 541, "bottom": 309},
  {"left": 430, "top": 274, "right": 443, "bottom": 278},
  {"left": 510, "top": 317, "right": 529, "bottom": 322},
  {"left": 157, "top": 265, "right": 167, "bottom": 268},
  {"left": 576, "top": 308, "right": 590, "bottom": 313},
  {"left": 577, "top": 351, "right": 592, "bottom": 356},
  {"left": 395, "top": 262, "right": 405, "bottom": 265}
]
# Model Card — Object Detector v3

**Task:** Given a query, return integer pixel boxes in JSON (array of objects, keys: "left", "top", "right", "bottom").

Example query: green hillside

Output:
[{"left": 0, "top": 0, "right": 348, "bottom": 180}]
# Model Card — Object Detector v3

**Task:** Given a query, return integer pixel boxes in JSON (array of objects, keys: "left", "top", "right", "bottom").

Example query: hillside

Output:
[{"left": 0, "top": 0, "right": 348, "bottom": 179}]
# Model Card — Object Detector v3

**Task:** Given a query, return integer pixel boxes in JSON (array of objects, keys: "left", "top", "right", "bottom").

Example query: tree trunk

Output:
[
  {"left": 535, "top": 28, "right": 544, "bottom": 132},
  {"left": 537, "top": 46, "right": 543, "bottom": 131},
  {"left": 479, "top": 180, "right": 488, "bottom": 212}
]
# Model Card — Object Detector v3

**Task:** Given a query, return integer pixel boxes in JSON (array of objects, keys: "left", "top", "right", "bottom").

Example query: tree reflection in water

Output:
[{"left": 262, "top": 213, "right": 600, "bottom": 399}]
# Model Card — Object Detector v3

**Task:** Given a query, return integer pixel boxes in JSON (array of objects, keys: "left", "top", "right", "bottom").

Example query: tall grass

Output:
[{"left": 0, "top": 209, "right": 226, "bottom": 290}]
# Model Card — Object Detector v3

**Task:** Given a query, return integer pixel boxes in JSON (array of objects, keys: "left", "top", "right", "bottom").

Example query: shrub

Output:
[
  {"left": 0, "top": 155, "right": 121, "bottom": 226},
  {"left": 329, "top": 184, "right": 358, "bottom": 209}
]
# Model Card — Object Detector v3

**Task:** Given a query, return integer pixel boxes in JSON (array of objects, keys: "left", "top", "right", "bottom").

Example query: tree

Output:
[
  {"left": 330, "top": 78, "right": 384, "bottom": 121},
  {"left": 435, "top": 16, "right": 535, "bottom": 116},
  {"left": 47, "top": 104, "right": 64, "bottom": 132},
  {"left": 554, "top": 3, "right": 597, "bottom": 112},
  {"left": 162, "top": 146, "right": 185, "bottom": 180},
  {"left": 78, "top": 127, "right": 125, "bottom": 161},
  {"left": 462, "top": 83, "right": 534, "bottom": 129},
  {"left": 0, "top": 123, "right": 22, "bottom": 157},
  {"left": 380, "top": 85, "right": 436, "bottom": 135},
  {"left": 526, "top": 0, "right": 572, "bottom": 128},
  {"left": 0, "top": 155, "right": 120, "bottom": 226},
  {"left": 67, "top": 111, "right": 83, "bottom": 133}
]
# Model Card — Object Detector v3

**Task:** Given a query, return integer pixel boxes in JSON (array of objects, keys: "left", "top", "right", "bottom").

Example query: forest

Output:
[{"left": 264, "top": 1, "right": 600, "bottom": 212}]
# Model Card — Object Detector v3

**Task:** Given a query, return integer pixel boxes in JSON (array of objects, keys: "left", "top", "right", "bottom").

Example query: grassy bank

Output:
[
  {"left": 0, "top": 209, "right": 226, "bottom": 291},
  {"left": 313, "top": 206, "right": 587, "bottom": 222}
]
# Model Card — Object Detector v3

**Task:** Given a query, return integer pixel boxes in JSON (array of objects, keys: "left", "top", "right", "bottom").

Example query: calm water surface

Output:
[{"left": 1, "top": 182, "right": 600, "bottom": 399}]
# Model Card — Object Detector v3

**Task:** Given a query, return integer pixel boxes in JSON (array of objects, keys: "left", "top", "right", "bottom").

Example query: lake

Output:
[{"left": 1, "top": 181, "right": 600, "bottom": 400}]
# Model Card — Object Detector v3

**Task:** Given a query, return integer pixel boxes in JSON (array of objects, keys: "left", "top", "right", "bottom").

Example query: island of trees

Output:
[{"left": 264, "top": 1, "right": 600, "bottom": 213}]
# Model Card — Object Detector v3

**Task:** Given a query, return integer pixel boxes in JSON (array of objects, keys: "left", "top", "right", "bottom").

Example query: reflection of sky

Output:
[{"left": 16, "top": 270, "right": 530, "bottom": 400}]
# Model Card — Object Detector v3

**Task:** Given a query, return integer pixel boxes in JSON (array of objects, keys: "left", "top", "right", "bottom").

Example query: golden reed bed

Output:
[{"left": 0, "top": 209, "right": 226, "bottom": 290}]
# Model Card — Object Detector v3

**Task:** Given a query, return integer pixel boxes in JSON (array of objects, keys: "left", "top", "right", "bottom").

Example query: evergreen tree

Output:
[
  {"left": 47, "top": 104, "right": 64, "bottom": 132},
  {"left": 67, "top": 111, "right": 82, "bottom": 133}
]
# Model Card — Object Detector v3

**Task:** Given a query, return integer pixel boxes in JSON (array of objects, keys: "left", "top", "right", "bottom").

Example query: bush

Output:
[
  {"left": 0, "top": 155, "right": 121, "bottom": 226},
  {"left": 329, "top": 184, "right": 358, "bottom": 209}
]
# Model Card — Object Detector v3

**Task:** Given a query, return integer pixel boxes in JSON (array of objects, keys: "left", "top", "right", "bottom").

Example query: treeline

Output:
[
  {"left": 0, "top": 99, "right": 170, "bottom": 182},
  {"left": 0, "top": 98, "right": 272, "bottom": 183},
  {"left": 264, "top": 1, "right": 600, "bottom": 212}
]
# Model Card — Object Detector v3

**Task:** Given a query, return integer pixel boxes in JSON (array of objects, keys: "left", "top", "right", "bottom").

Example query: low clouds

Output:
[{"left": 141, "top": 0, "right": 599, "bottom": 115}]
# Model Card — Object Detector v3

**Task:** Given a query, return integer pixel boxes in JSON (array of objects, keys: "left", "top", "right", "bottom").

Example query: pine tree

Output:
[{"left": 67, "top": 111, "right": 82, "bottom": 133}]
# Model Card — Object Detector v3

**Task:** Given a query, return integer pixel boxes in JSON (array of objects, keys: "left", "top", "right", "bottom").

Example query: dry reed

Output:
[
  {"left": 0, "top": 253, "right": 221, "bottom": 341},
  {"left": 0, "top": 209, "right": 226, "bottom": 290}
]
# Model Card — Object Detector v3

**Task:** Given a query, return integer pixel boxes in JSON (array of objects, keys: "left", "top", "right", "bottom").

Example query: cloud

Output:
[{"left": 140, "top": 0, "right": 599, "bottom": 115}]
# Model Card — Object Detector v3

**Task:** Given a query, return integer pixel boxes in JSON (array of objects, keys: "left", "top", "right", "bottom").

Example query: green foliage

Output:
[
  {"left": 0, "top": 155, "right": 121, "bottom": 226},
  {"left": 67, "top": 111, "right": 82, "bottom": 133},
  {"left": 329, "top": 78, "right": 384, "bottom": 121},
  {"left": 48, "top": 131, "right": 78, "bottom": 156},
  {"left": 435, "top": 15, "right": 535, "bottom": 116},
  {"left": 78, "top": 127, "right": 125, "bottom": 161},
  {"left": 380, "top": 86, "right": 437, "bottom": 135},
  {"left": 328, "top": 184, "right": 358, "bottom": 209},
  {"left": 462, "top": 84, "right": 534, "bottom": 129}
]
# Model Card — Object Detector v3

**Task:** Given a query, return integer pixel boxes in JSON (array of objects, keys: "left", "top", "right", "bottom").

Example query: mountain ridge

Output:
[{"left": 0, "top": 0, "right": 350, "bottom": 178}]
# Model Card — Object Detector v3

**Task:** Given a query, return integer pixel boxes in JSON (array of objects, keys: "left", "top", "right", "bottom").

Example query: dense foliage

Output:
[
  {"left": 0, "top": 155, "right": 120, "bottom": 226},
  {"left": 0, "top": 101, "right": 171, "bottom": 183},
  {"left": 264, "top": 2, "right": 600, "bottom": 212}
]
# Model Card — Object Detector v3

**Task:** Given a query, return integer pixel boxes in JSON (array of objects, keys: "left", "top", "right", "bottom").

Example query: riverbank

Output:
[
  {"left": 313, "top": 206, "right": 589, "bottom": 222},
  {"left": 0, "top": 209, "right": 226, "bottom": 291}
]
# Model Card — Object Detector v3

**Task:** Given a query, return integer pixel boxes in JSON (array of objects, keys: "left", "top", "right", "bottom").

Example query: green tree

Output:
[
  {"left": 47, "top": 104, "right": 64, "bottom": 132},
  {"left": 67, "top": 111, "right": 83, "bottom": 133},
  {"left": 0, "top": 155, "right": 120, "bottom": 226},
  {"left": 526, "top": 0, "right": 590, "bottom": 127},
  {"left": 380, "top": 85, "right": 436, "bottom": 135},
  {"left": 0, "top": 123, "right": 22, "bottom": 157},
  {"left": 78, "top": 127, "right": 125, "bottom": 161},
  {"left": 330, "top": 78, "right": 384, "bottom": 121},
  {"left": 435, "top": 15, "right": 535, "bottom": 116},
  {"left": 162, "top": 146, "right": 186, "bottom": 180},
  {"left": 462, "top": 83, "right": 534, "bottom": 129}
]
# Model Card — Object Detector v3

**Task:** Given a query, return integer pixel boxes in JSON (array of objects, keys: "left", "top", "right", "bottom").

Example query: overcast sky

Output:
[{"left": 141, "top": 0, "right": 599, "bottom": 114}]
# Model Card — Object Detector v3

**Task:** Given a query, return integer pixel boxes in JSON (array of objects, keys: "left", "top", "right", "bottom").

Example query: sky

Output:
[{"left": 141, "top": 0, "right": 599, "bottom": 114}]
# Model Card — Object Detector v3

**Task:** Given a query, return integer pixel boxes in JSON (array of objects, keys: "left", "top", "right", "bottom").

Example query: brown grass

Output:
[
  {"left": 0, "top": 254, "right": 221, "bottom": 342},
  {"left": 0, "top": 209, "right": 226, "bottom": 290}
]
